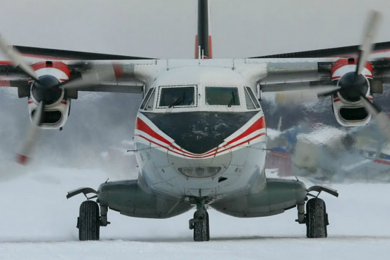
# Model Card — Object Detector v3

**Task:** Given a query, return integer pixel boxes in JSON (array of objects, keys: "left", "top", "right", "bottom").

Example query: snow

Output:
[
  {"left": 0, "top": 165, "right": 390, "bottom": 259},
  {"left": 266, "top": 128, "right": 281, "bottom": 140}
]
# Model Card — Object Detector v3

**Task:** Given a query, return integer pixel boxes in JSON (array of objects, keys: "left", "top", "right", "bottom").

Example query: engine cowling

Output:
[
  {"left": 27, "top": 61, "right": 71, "bottom": 129},
  {"left": 331, "top": 58, "right": 373, "bottom": 126}
]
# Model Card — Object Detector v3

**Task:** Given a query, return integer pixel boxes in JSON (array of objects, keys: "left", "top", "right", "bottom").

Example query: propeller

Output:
[
  {"left": 16, "top": 101, "right": 44, "bottom": 164},
  {"left": 59, "top": 63, "right": 123, "bottom": 90},
  {"left": 319, "top": 11, "right": 382, "bottom": 101},
  {"left": 0, "top": 35, "right": 39, "bottom": 81},
  {"left": 0, "top": 35, "right": 68, "bottom": 164},
  {"left": 318, "top": 11, "right": 390, "bottom": 142},
  {"left": 360, "top": 95, "right": 390, "bottom": 141},
  {"left": 275, "top": 85, "right": 340, "bottom": 106},
  {"left": 16, "top": 75, "right": 65, "bottom": 164},
  {"left": 0, "top": 35, "right": 126, "bottom": 164},
  {"left": 357, "top": 11, "right": 382, "bottom": 75}
]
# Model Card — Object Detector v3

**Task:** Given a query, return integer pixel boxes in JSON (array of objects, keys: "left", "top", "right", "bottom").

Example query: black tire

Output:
[
  {"left": 78, "top": 201, "right": 100, "bottom": 241},
  {"left": 193, "top": 209, "right": 210, "bottom": 242},
  {"left": 306, "top": 198, "right": 328, "bottom": 238}
]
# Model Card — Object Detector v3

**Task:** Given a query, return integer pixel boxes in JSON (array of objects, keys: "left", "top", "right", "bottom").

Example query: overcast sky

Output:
[{"left": 0, "top": 0, "right": 390, "bottom": 59}]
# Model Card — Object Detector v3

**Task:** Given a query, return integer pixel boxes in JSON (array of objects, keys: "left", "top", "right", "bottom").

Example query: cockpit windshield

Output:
[
  {"left": 206, "top": 87, "right": 240, "bottom": 106},
  {"left": 158, "top": 86, "right": 195, "bottom": 108}
]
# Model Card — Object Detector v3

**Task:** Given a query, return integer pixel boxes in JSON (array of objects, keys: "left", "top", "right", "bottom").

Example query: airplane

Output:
[{"left": 1, "top": 0, "right": 390, "bottom": 242}]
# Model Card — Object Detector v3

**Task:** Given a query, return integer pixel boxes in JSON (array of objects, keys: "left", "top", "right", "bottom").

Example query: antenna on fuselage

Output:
[{"left": 195, "top": 0, "right": 212, "bottom": 59}]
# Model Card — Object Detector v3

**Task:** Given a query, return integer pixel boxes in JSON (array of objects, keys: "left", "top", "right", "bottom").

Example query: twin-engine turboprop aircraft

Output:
[{"left": 1, "top": 1, "right": 390, "bottom": 241}]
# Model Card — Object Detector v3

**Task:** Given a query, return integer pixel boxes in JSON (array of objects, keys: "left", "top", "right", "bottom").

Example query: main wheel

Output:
[
  {"left": 193, "top": 209, "right": 210, "bottom": 241},
  {"left": 306, "top": 198, "right": 328, "bottom": 238},
  {"left": 78, "top": 201, "right": 100, "bottom": 241}
]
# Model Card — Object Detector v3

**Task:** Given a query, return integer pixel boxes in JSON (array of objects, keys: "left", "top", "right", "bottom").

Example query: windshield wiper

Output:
[
  {"left": 168, "top": 92, "right": 186, "bottom": 108},
  {"left": 228, "top": 91, "right": 236, "bottom": 107}
]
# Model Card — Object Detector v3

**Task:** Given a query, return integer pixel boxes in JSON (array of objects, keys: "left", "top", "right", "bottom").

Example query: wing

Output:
[
  {"left": 254, "top": 41, "right": 390, "bottom": 92},
  {"left": 251, "top": 41, "right": 390, "bottom": 58},
  {"left": 257, "top": 60, "right": 335, "bottom": 93},
  {"left": 0, "top": 44, "right": 157, "bottom": 93},
  {"left": 14, "top": 45, "right": 154, "bottom": 60},
  {"left": 0, "top": 59, "right": 155, "bottom": 94}
]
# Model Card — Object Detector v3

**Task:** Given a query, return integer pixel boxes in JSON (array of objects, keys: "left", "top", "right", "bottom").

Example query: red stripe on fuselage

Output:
[
  {"left": 136, "top": 117, "right": 219, "bottom": 157},
  {"left": 136, "top": 115, "right": 266, "bottom": 158},
  {"left": 136, "top": 117, "right": 171, "bottom": 146},
  {"left": 224, "top": 116, "right": 265, "bottom": 147},
  {"left": 136, "top": 132, "right": 266, "bottom": 159}
]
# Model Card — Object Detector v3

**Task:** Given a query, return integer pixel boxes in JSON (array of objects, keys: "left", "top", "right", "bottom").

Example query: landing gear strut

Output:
[{"left": 189, "top": 200, "right": 210, "bottom": 241}]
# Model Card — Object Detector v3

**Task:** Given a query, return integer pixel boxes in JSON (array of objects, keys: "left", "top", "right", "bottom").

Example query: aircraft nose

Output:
[{"left": 140, "top": 111, "right": 258, "bottom": 154}]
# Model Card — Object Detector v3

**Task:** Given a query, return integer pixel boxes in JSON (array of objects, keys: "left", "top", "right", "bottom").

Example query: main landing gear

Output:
[
  {"left": 296, "top": 186, "right": 338, "bottom": 238},
  {"left": 78, "top": 201, "right": 100, "bottom": 241},
  {"left": 189, "top": 199, "right": 210, "bottom": 241},
  {"left": 77, "top": 200, "right": 110, "bottom": 241},
  {"left": 67, "top": 188, "right": 110, "bottom": 241},
  {"left": 306, "top": 198, "right": 328, "bottom": 238}
]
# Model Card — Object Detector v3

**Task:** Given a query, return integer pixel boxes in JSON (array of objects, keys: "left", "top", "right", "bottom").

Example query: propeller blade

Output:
[
  {"left": 360, "top": 95, "right": 390, "bottom": 141},
  {"left": 317, "top": 87, "right": 341, "bottom": 98},
  {"left": 356, "top": 11, "right": 382, "bottom": 75},
  {"left": 60, "top": 64, "right": 122, "bottom": 90},
  {"left": 0, "top": 34, "right": 39, "bottom": 81},
  {"left": 16, "top": 101, "right": 45, "bottom": 165},
  {"left": 273, "top": 86, "right": 340, "bottom": 106}
]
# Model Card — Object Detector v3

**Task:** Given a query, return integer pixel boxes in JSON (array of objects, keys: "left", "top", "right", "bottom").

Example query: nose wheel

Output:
[{"left": 189, "top": 200, "right": 210, "bottom": 241}]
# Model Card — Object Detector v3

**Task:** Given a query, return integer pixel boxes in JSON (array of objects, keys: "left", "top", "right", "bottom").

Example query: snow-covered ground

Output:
[{"left": 0, "top": 165, "right": 390, "bottom": 260}]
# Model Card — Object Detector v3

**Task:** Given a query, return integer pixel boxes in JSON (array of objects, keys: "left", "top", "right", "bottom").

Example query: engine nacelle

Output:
[
  {"left": 28, "top": 98, "right": 70, "bottom": 129},
  {"left": 331, "top": 58, "right": 373, "bottom": 127},
  {"left": 27, "top": 61, "right": 72, "bottom": 129}
]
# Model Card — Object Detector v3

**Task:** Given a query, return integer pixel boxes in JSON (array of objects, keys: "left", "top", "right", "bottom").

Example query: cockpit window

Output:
[
  {"left": 145, "top": 88, "right": 156, "bottom": 110},
  {"left": 206, "top": 87, "right": 240, "bottom": 106},
  {"left": 244, "top": 88, "right": 256, "bottom": 109},
  {"left": 244, "top": 87, "right": 260, "bottom": 109},
  {"left": 140, "top": 88, "right": 155, "bottom": 110},
  {"left": 158, "top": 86, "right": 196, "bottom": 108}
]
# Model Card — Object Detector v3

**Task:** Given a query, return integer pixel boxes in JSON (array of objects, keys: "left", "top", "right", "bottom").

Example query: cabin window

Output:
[
  {"left": 157, "top": 86, "right": 196, "bottom": 108},
  {"left": 205, "top": 87, "right": 240, "bottom": 106}
]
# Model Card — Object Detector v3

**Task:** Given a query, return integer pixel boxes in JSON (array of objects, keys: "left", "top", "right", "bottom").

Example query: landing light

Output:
[{"left": 178, "top": 167, "right": 221, "bottom": 178}]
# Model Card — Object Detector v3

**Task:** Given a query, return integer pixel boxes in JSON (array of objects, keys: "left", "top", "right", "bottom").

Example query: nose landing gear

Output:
[{"left": 189, "top": 199, "right": 210, "bottom": 241}]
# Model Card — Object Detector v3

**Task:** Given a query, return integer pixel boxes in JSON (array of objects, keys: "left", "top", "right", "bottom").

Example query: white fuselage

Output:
[{"left": 134, "top": 66, "right": 268, "bottom": 200}]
